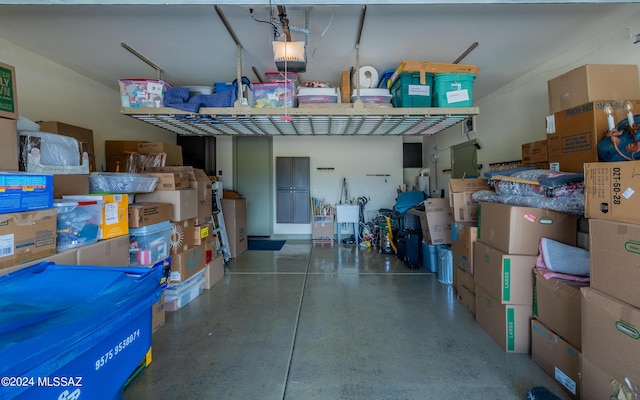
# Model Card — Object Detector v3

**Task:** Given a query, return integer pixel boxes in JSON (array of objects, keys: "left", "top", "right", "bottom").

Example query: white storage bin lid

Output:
[
  {"left": 298, "top": 87, "right": 338, "bottom": 96},
  {"left": 351, "top": 88, "right": 391, "bottom": 97}
]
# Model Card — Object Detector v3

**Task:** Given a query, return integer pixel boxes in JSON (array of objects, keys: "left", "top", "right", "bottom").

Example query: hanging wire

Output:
[{"left": 309, "top": 10, "right": 334, "bottom": 61}]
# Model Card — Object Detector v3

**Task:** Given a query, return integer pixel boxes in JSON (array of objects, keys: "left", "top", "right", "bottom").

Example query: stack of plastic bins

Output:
[{"left": 0, "top": 262, "right": 163, "bottom": 400}]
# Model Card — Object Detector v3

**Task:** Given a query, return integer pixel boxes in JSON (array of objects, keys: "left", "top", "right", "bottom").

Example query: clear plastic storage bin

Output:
[
  {"left": 89, "top": 172, "right": 159, "bottom": 194},
  {"left": 251, "top": 81, "right": 297, "bottom": 108},
  {"left": 298, "top": 88, "right": 339, "bottom": 104},
  {"left": 119, "top": 78, "right": 171, "bottom": 108},
  {"left": 351, "top": 88, "right": 392, "bottom": 104},
  {"left": 129, "top": 220, "right": 172, "bottom": 266},
  {"left": 53, "top": 199, "right": 104, "bottom": 251},
  {"left": 164, "top": 269, "right": 206, "bottom": 312}
]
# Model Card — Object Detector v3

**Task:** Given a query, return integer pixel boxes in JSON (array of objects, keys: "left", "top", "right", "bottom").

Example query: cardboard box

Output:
[
  {"left": 135, "top": 189, "right": 198, "bottom": 222},
  {"left": 475, "top": 284, "right": 532, "bottom": 353},
  {"left": 105, "top": 140, "right": 146, "bottom": 172},
  {"left": 38, "top": 121, "right": 96, "bottom": 172},
  {"left": 128, "top": 202, "right": 173, "bottom": 228},
  {"left": 547, "top": 64, "right": 640, "bottom": 115},
  {"left": 312, "top": 215, "right": 334, "bottom": 241},
  {"left": 457, "top": 281, "right": 476, "bottom": 316},
  {"left": 0, "top": 209, "right": 57, "bottom": 268},
  {"left": 53, "top": 174, "right": 89, "bottom": 198},
  {"left": 152, "top": 293, "right": 165, "bottom": 334},
  {"left": 221, "top": 198, "right": 248, "bottom": 258},
  {"left": 204, "top": 254, "right": 224, "bottom": 290},
  {"left": 64, "top": 194, "right": 129, "bottom": 240},
  {"left": 0, "top": 118, "right": 18, "bottom": 170},
  {"left": 169, "top": 244, "right": 206, "bottom": 283},
  {"left": 584, "top": 160, "right": 640, "bottom": 225},
  {"left": 75, "top": 234, "right": 130, "bottom": 266},
  {"left": 150, "top": 167, "right": 212, "bottom": 224},
  {"left": 473, "top": 241, "right": 537, "bottom": 305},
  {"left": 589, "top": 218, "right": 640, "bottom": 310},
  {"left": 137, "top": 142, "right": 183, "bottom": 166},
  {"left": 147, "top": 172, "right": 190, "bottom": 191},
  {"left": 533, "top": 268, "right": 586, "bottom": 350},
  {"left": 454, "top": 263, "right": 476, "bottom": 315},
  {"left": 451, "top": 222, "right": 477, "bottom": 273},
  {"left": 581, "top": 287, "right": 640, "bottom": 392},
  {"left": 0, "top": 249, "right": 76, "bottom": 277},
  {"left": 478, "top": 202, "right": 577, "bottom": 255},
  {"left": 170, "top": 218, "right": 196, "bottom": 255},
  {"left": 194, "top": 222, "right": 213, "bottom": 246},
  {"left": 531, "top": 319, "right": 581, "bottom": 398},
  {"left": 580, "top": 356, "right": 632, "bottom": 400},
  {"left": 547, "top": 99, "right": 640, "bottom": 172},
  {"left": 0, "top": 62, "right": 18, "bottom": 120},
  {"left": 0, "top": 172, "right": 54, "bottom": 214},
  {"left": 204, "top": 234, "right": 218, "bottom": 263},
  {"left": 448, "top": 178, "right": 490, "bottom": 223},
  {"left": 410, "top": 198, "right": 453, "bottom": 245},
  {"left": 521, "top": 140, "right": 548, "bottom": 164}
]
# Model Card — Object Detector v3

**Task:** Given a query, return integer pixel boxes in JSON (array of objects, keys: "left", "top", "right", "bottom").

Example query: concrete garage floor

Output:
[{"left": 124, "top": 240, "right": 572, "bottom": 400}]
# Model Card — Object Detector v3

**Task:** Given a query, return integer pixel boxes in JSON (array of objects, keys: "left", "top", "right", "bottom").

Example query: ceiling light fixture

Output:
[{"left": 272, "top": 5, "right": 309, "bottom": 73}]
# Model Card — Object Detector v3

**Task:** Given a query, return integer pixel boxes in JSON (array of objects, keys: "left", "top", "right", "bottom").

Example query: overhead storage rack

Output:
[{"left": 121, "top": 105, "right": 479, "bottom": 136}]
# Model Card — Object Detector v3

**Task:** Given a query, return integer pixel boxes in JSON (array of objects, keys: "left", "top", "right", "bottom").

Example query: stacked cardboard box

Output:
[
  {"left": 580, "top": 160, "right": 640, "bottom": 398},
  {"left": 221, "top": 198, "right": 248, "bottom": 258},
  {"left": 474, "top": 202, "right": 577, "bottom": 353}
]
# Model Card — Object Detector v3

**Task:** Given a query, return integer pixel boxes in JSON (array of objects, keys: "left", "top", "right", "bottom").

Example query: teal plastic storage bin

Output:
[
  {"left": 437, "top": 244, "right": 453, "bottom": 284},
  {"left": 422, "top": 242, "right": 439, "bottom": 273},
  {"left": 433, "top": 73, "right": 475, "bottom": 107},
  {"left": 0, "top": 262, "right": 163, "bottom": 400},
  {"left": 390, "top": 72, "right": 433, "bottom": 108}
]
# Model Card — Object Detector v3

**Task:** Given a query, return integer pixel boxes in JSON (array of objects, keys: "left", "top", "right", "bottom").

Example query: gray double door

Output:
[{"left": 276, "top": 157, "right": 310, "bottom": 224}]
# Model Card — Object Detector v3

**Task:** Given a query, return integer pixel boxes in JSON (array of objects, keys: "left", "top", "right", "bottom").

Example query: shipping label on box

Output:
[
  {"left": 584, "top": 160, "right": 640, "bottom": 225},
  {"left": 128, "top": 202, "right": 173, "bottom": 228},
  {"left": 473, "top": 241, "right": 536, "bottom": 305},
  {"left": 0, "top": 209, "right": 57, "bottom": 267},
  {"left": 531, "top": 319, "right": 580, "bottom": 397},
  {"left": 0, "top": 62, "right": 18, "bottom": 119},
  {"left": 581, "top": 287, "right": 640, "bottom": 389},
  {"left": 194, "top": 222, "right": 213, "bottom": 246},
  {"left": 475, "top": 284, "right": 532, "bottom": 353}
]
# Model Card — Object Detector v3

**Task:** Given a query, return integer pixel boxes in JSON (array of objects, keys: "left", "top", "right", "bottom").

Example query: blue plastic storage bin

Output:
[
  {"left": 437, "top": 244, "right": 453, "bottom": 284},
  {"left": 422, "top": 242, "right": 439, "bottom": 273},
  {"left": 0, "top": 262, "right": 163, "bottom": 400}
]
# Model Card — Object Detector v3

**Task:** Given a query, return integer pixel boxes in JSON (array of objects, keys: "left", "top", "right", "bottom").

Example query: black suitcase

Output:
[{"left": 396, "top": 229, "right": 422, "bottom": 269}]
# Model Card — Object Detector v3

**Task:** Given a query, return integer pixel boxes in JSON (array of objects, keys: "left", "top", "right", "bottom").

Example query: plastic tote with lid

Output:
[
  {"left": 0, "top": 262, "right": 164, "bottom": 400},
  {"left": 129, "top": 220, "right": 172, "bottom": 266}
]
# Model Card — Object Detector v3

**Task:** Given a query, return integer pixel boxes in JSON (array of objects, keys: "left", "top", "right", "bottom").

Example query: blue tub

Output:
[
  {"left": 422, "top": 243, "right": 439, "bottom": 273},
  {"left": 0, "top": 262, "right": 163, "bottom": 400}
]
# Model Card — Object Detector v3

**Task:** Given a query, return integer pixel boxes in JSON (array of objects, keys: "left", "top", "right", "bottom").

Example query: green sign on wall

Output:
[{"left": 0, "top": 63, "right": 16, "bottom": 116}]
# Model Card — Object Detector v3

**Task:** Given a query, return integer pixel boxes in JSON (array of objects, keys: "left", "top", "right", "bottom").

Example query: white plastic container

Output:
[
  {"left": 351, "top": 88, "right": 392, "bottom": 104},
  {"left": 53, "top": 199, "right": 105, "bottom": 251},
  {"left": 129, "top": 220, "right": 172, "bottom": 266},
  {"left": 298, "top": 87, "right": 339, "bottom": 104},
  {"left": 164, "top": 270, "right": 206, "bottom": 312}
]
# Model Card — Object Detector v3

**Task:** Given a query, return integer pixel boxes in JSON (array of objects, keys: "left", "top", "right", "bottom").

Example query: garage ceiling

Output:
[{"left": 0, "top": 1, "right": 635, "bottom": 102}]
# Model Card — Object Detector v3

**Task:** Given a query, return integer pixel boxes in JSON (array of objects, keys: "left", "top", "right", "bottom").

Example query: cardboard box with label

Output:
[
  {"left": 581, "top": 287, "right": 640, "bottom": 393},
  {"left": 584, "top": 160, "right": 640, "bottom": 225},
  {"left": 135, "top": 189, "right": 198, "bottom": 222},
  {"left": 589, "top": 218, "right": 640, "bottom": 309},
  {"left": 521, "top": 140, "right": 548, "bottom": 165},
  {"left": 475, "top": 284, "right": 532, "bottom": 353},
  {"left": 531, "top": 319, "right": 581, "bottom": 398},
  {"left": 478, "top": 202, "right": 577, "bottom": 255},
  {"left": 409, "top": 198, "right": 453, "bottom": 245},
  {"left": 194, "top": 222, "right": 213, "bottom": 246},
  {"left": 147, "top": 167, "right": 212, "bottom": 224},
  {"left": 533, "top": 268, "right": 586, "bottom": 350},
  {"left": 204, "top": 254, "right": 224, "bottom": 290},
  {"left": 547, "top": 99, "right": 640, "bottom": 172},
  {"left": 105, "top": 140, "right": 147, "bottom": 172},
  {"left": 75, "top": 234, "right": 130, "bottom": 266},
  {"left": 147, "top": 172, "right": 190, "bottom": 191},
  {"left": 0, "top": 62, "right": 18, "bottom": 120},
  {"left": 0, "top": 118, "right": 18, "bottom": 171},
  {"left": 204, "top": 234, "right": 218, "bottom": 263},
  {"left": 221, "top": 198, "right": 248, "bottom": 258},
  {"left": 64, "top": 194, "right": 129, "bottom": 240},
  {"left": 451, "top": 222, "right": 477, "bottom": 273},
  {"left": 38, "top": 121, "right": 96, "bottom": 172},
  {"left": 449, "top": 178, "right": 490, "bottom": 223},
  {"left": 137, "top": 142, "right": 183, "bottom": 166},
  {"left": 547, "top": 64, "right": 640, "bottom": 115},
  {"left": 473, "top": 241, "right": 537, "bottom": 306},
  {"left": 169, "top": 244, "right": 206, "bottom": 283},
  {"left": 0, "top": 209, "right": 57, "bottom": 268},
  {"left": 312, "top": 215, "right": 334, "bottom": 241},
  {"left": 128, "top": 202, "right": 173, "bottom": 228}
]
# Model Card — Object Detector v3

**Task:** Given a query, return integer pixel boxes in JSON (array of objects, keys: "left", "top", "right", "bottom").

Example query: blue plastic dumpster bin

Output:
[{"left": 0, "top": 262, "right": 163, "bottom": 400}]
